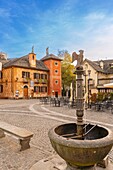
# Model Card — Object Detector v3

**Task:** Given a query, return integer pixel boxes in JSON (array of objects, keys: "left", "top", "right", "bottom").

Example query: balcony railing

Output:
[
  {"left": 41, "top": 79, "right": 47, "bottom": 84},
  {"left": 36, "top": 79, "right": 48, "bottom": 84},
  {"left": 23, "top": 77, "right": 30, "bottom": 83},
  {"left": 34, "top": 79, "right": 39, "bottom": 83}
]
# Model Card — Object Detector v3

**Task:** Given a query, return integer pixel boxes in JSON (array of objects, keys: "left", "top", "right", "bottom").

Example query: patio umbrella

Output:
[{"left": 104, "top": 83, "right": 113, "bottom": 88}]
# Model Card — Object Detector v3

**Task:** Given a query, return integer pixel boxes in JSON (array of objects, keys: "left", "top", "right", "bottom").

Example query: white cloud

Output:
[
  {"left": 27, "top": 26, "right": 35, "bottom": 33},
  {"left": 1, "top": 1, "right": 113, "bottom": 60},
  {"left": 69, "top": 12, "right": 113, "bottom": 60},
  {"left": 0, "top": 8, "right": 10, "bottom": 18},
  {"left": 84, "top": 12, "right": 105, "bottom": 21}
]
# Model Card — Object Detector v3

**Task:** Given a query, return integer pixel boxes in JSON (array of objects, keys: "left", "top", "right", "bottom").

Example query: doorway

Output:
[
  {"left": 55, "top": 91, "right": 58, "bottom": 98},
  {"left": 24, "top": 85, "right": 28, "bottom": 99}
]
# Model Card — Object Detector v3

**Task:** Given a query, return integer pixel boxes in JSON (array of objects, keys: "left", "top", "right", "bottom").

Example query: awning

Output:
[{"left": 103, "top": 83, "right": 113, "bottom": 88}]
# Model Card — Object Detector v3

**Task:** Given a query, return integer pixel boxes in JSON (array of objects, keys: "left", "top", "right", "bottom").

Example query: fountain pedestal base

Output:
[
  {"left": 66, "top": 163, "right": 96, "bottom": 170},
  {"left": 30, "top": 154, "right": 113, "bottom": 170}
]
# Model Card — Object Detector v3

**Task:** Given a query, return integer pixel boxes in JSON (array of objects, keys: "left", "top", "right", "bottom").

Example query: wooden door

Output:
[{"left": 24, "top": 86, "right": 28, "bottom": 99}]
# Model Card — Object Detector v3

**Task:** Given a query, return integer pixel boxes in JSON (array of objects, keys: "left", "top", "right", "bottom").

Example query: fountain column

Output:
[{"left": 76, "top": 66, "right": 84, "bottom": 137}]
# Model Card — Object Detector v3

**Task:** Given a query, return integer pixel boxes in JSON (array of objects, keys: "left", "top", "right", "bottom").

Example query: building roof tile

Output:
[
  {"left": 3, "top": 55, "right": 49, "bottom": 71},
  {"left": 41, "top": 54, "right": 62, "bottom": 61},
  {"left": 84, "top": 58, "right": 113, "bottom": 74}
]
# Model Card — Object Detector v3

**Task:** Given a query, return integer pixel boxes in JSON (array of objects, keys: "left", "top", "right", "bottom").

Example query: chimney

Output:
[
  {"left": 46, "top": 47, "right": 49, "bottom": 56},
  {"left": 100, "top": 60, "right": 104, "bottom": 69},
  {"left": 32, "top": 46, "right": 34, "bottom": 53}
]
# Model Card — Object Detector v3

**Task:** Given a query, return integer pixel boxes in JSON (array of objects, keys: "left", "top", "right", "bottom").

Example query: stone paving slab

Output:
[
  {"left": 30, "top": 154, "right": 113, "bottom": 170},
  {"left": 30, "top": 154, "right": 66, "bottom": 170},
  {"left": 0, "top": 99, "right": 113, "bottom": 170}
]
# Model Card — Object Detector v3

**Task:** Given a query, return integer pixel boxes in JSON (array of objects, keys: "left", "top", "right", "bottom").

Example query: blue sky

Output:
[{"left": 0, "top": 0, "right": 113, "bottom": 60}]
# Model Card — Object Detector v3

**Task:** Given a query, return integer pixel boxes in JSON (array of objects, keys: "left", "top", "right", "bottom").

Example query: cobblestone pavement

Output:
[{"left": 0, "top": 99, "right": 113, "bottom": 170}]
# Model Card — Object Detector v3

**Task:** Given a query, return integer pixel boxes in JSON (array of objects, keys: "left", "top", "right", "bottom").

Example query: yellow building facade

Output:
[
  {"left": 0, "top": 50, "right": 62, "bottom": 99},
  {"left": 83, "top": 58, "right": 113, "bottom": 95}
]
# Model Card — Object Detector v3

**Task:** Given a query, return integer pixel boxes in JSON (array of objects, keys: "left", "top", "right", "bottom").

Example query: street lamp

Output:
[
  {"left": 52, "top": 90, "right": 54, "bottom": 98},
  {"left": 88, "top": 70, "right": 91, "bottom": 108}
]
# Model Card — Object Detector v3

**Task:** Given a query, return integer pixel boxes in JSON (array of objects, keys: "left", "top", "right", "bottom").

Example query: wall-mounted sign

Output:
[{"left": 30, "top": 80, "right": 34, "bottom": 87}]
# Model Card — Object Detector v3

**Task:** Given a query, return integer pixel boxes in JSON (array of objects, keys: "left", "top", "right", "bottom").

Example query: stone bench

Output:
[{"left": 0, "top": 121, "right": 33, "bottom": 151}]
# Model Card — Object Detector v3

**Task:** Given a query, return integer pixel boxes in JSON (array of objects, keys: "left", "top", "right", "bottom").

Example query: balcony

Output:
[
  {"left": 34, "top": 79, "right": 39, "bottom": 84},
  {"left": 34, "top": 79, "right": 48, "bottom": 84},
  {"left": 36, "top": 79, "right": 47, "bottom": 84},
  {"left": 41, "top": 79, "right": 48, "bottom": 84},
  {"left": 23, "top": 77, "right": 30, "bottom": 83}
]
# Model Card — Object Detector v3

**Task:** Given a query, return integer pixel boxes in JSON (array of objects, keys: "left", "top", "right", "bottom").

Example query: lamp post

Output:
[
  {"left": 88, "top": 70, "right": 91, "bottom": 108},
  {"left": 72, "top": 77, "right": 75, "bottom": 105},
  {"left": 83, "top": 71, "right": 87, "bottom": 94}
]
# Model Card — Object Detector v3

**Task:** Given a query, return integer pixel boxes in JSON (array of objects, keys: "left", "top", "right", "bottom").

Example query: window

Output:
[
  {"left": 40, "top": 74, "right": 47, "bottom": 79},
  {"left": 85, "top": 64, "right": 88, "bottom": 69},
  {"left": 110, "top": 63, "right": 113, "bottom": 68},
  {"left": 22, "top": 71, "right": 30, "bottom": 78},
  {"left": 34, "top": 73, "right": 40, "bottom": 79},
  {"left": 55, "top": 70, "right": 58, "bottom": 74},
  {"left": 0, "top": 85, "right": 3, "bottom": 93},
  {"left": 0, "top": 71, "right": 2, "bottom": 79},
  {"left": 55, "top": 62, "right": 58, "bottom": 66},
  {"left": 34, "top": 86, "right": 40, "bottom": 92},
  {"left": 55, "top": 80, "right": 58, "bottom": 84},
  {"left": 40, "top": 86, "right": 47, "bottom": 92}
]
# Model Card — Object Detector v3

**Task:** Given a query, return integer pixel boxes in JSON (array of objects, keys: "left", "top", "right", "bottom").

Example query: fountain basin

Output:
[{"left": 48, "top": 123, "right": 113, "bottom": 168}]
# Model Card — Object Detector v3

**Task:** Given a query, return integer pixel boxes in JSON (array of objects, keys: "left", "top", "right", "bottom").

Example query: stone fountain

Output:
[{"left": 48, "top": 50, "right": 113, "bottom": 170}]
